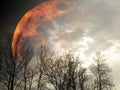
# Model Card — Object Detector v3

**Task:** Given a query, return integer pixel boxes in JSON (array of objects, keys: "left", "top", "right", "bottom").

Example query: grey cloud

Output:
[{"left": 36, "top": 0, "right": 120, "bottom": 89}]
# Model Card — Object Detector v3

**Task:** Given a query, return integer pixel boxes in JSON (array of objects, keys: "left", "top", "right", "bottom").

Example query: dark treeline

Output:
[{"left": 0, "top": 39, "right": 115, "bottom": 90}]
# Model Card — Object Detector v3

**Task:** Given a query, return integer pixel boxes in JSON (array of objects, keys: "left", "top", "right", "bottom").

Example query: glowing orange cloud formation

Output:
[{"left": 12, "top": 0, "right": 74, "bottom": 58}]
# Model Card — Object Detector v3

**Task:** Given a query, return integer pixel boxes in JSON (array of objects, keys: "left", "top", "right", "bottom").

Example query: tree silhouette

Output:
[
  {"left": 0, "top": 37, "right": 115, "bottom": 90},
  {"left": 44, "top": 53, "right": 88, "bottom": 90},
  {"left": 36, "top": 45, "right": 51, "bottom": 90},
  {"left": 0, "top": 37, "right": 34, "bottom": 90},
  {"left": 90, "top": 52, "right": 114, "bottom": 90}
]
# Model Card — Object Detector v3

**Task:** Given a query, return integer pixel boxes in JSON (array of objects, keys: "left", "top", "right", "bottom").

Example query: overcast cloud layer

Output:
[
  {"left": 38, "top": 0, "right": 120, "bottom": 89},
  {"left": 75, "top": 0, "right": 120, "bottom": 89}
]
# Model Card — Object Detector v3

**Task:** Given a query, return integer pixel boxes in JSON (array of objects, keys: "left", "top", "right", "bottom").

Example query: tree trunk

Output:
[
  {"left": 10, "top": 76, "right": 14, "bottom": 90},
  {"left": 37, "top": 72, "right": 42, "bottom": 90},
  {"left": 24, "top": 77, "right": 27, "bottom": 90}
]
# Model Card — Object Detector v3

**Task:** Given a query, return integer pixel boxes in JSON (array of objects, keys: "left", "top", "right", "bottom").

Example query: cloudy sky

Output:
[
  {"left": 0, "top": 0, "right": 120, "bottom": 89},
  {"left": 63, "top": 0, "right": 120, "bottom": 89},
  {"left": 67, "top": 0, "right": 120, "bottom": 89}
]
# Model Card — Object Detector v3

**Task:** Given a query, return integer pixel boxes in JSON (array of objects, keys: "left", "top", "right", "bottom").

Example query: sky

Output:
[
  {"left": 0, "top": 0, "right": 46, "bottom": 47},
  {"left": 0, "top": 0, "right": 120, "bottom": 89}
]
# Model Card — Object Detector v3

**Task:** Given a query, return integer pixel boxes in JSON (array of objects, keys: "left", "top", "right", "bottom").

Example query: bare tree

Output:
[
  {"left": 26, "top": 67, "right": 37, "bottom": 90},
  {"left": 44, "top": 53, "right": 88, "bottom": 90},
  {"left": 78, "top": 63, "right": 88, "bottom": 90},
  {"left": 36, "top": 45, "right": 53, "bottom": 90},
  {"left": 44, "top": 56, "right": 65, "bottom": 90},
  {"left": 90, "top": 52, "right": 114, "bottom": 90},
  {"left": 19, "top": 39, "right": 34, "bottom": 90},
  {"left": 0, "top": 36, "right": 115, "bottom": 90},
  {"left": 0, "top": 36, "right": 34, "bottom": 90}
]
